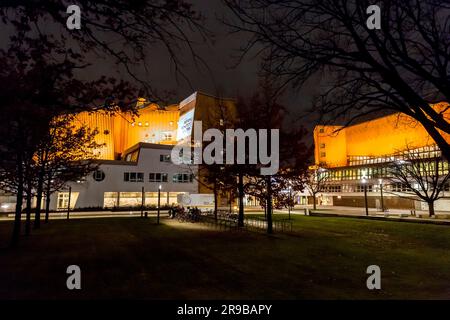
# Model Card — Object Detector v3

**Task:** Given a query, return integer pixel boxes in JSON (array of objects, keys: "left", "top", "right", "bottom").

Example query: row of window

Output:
[
  {"left": 124, "top": 172, "right": 194, "bottom": 183},
  {"left": 348, "top": 145, "right": 442, "bottom": 166},
  {"left": 320, "top": 161, "right": 450, "bottom": 182},
  {"left": 321, "top": 182, "right": 450, "bottom": 193}
]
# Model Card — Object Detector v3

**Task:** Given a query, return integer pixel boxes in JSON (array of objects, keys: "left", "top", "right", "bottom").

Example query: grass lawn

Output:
[{"left": 0, "top": 214, "right": 449, "bottom": 299}]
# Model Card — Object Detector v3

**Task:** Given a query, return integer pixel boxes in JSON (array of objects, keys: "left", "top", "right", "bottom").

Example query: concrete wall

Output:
[{"left": 49, "top": 145, "right": 199, "bottom": 210}]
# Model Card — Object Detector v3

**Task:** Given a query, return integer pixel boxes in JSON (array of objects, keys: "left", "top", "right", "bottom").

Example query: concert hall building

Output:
[{"left": 313, "top": 103, "right": 450, "bottom": 212}]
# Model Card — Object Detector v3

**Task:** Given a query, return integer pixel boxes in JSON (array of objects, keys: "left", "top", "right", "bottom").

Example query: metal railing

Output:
[
  {"left": 244, "top": 217, "right": 293, "bottom": 233},
  {"left": 196, "top": 214, "right": 293, "bottom": 233}
]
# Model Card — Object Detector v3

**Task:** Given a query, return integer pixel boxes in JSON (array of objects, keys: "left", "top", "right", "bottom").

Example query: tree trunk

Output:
[
  {"left": 266, "top": 175, "right": 273, "bottom": 234},
  {"left": 313, "top": 193, "right": 317, "bottom": 210},
  {"left": 238, "top": 172, "right": 244, "bottom": 227},
  {"left": 229, "top": 189, "right": 233, "bottom": 213},
  {"left": 428, "top": 201, "right": 435, "bottom": 217},
  {"left": 34, "top": 166, "right": 44, "bottom": 229},
  {"left": 45, "top": 176, "right": 51, "bottom": 223},
  {"left": 25, "top": 184, "right": 32, "bottom": 236},
  {"left": 11, "top": 152, "right": 24, "bottom": 247}
]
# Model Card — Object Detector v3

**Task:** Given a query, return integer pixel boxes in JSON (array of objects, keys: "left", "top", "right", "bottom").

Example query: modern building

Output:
[
  {"left": 313, "top": 103, "right": 450, "bottom": 212},
  {"left": 52, "top": 143, "right": 199, "bottom": 211},
  {"left": 0, "top": 92, "right": 237, "bottom": 212}
]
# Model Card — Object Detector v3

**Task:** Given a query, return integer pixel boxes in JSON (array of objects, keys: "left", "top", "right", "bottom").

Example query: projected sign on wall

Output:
[{"left": 176, "top": 108, "right": 195, "bottom": 141}]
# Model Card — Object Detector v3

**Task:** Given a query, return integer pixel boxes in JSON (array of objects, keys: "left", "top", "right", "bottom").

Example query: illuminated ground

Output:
[{"left": 0, "top": 215, "right": 449, "bottom": 299}]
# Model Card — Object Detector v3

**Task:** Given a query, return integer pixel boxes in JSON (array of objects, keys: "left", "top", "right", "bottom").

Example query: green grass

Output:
[{"left": 0, "top": 214, "right": 449, "bottom": 299}]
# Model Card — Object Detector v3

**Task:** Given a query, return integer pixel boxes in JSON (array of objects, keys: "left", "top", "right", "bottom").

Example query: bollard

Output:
[{"left": 144, "top": 211, "right": 148, "bottom": 218}]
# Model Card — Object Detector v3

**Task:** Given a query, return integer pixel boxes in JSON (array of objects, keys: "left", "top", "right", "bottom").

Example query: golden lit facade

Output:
[
  {"left": 313, "top": 103, "right": 450, "bottom": 211},
  {"left": 73, "top": 103, "right": 179, "bottom": 160}
]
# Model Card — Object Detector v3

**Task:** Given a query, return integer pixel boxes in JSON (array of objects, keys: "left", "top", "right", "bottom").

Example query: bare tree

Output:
[
  {"left": 224, "top": 0, "right": 450, "bottom": 159},
  {"left": 0, "top": 0, "right": 208, "bottom": 99},
  {"left": 387, "top": 145, "right": 450, "bottom": 217},
  {"left": 305, "top": 167, "right": 329, "bottom": 210},
  {"left": 235, "top": 78, "right": 311, "bottom": 232}
]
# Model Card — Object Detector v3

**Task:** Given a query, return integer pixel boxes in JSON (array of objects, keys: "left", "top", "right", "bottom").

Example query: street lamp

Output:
[
  {"left": 362, "top": 176, "right": 369, "bottom": 216},
  {"left": 378, "top": 178, "right": 384, "bottom": 212},
  {"left": 67, "top": 186, "right": 72, "bottom": 220},
  {"left": 288, "top": 184, "right": 292, "bottom": 220},
  {"left": 157, "top": 185, "right": 162, "bottom": 224},
  {"left": 141, "top": 186, "right": 145, "bottom": 218}
]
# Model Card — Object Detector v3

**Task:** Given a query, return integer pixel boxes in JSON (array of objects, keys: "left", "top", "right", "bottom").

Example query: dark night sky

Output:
[
  {"left": 80, "top": 0, "right": 318, "bottom": 128},
  {"left": 0, "top": 0, "right": 319, "bottom": 136}
]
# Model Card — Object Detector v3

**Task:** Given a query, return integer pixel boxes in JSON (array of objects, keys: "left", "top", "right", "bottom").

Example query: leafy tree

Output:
[
  {"left": 39, "top": 115, "right": 103, "bottom": 223},
  {"left": 0, "top": 28, "right": 133, "bottom": 245}
]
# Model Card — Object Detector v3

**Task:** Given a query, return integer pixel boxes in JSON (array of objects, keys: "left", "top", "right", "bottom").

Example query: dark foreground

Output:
[{"left": 1, "top": 215, "right": 449, "bottom": 299}]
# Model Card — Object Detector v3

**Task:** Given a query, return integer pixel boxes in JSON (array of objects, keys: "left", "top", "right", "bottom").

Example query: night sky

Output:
[
  {"left": 0, "top": 1, "right": 319, "bottom": 135},
  {"left": 75, "top": 0, "right": 318, "bottom": 127}
]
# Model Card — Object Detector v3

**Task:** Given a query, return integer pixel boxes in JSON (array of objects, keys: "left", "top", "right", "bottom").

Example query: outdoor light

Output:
[
  {"left": 138, "top": 122, "right": 142, "bottom": 126},
  {"left": 378, "top": 179, "right": 385, "bottom": 212},
  {"left": 288, "top": 183, "right": 292, "bottom": 220},
  {"left": 361, "top": 175, "right": 369, "bottom": 216},
  {"left": 145, "top": 122, "right": 149, "bottom": 127},
  {"left": 157, "top": 185, "right": 162, "bottom": 224},
  {"left": 1, "top": 204, "right": 9, "bottom": 209}
]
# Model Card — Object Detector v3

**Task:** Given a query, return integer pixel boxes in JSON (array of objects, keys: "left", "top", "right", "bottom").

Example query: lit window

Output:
[
  {"left": 124, "top": 172, "right": 144, "bottom": 182},
  {"left": 149, "top": 173, "right": 168, "bottom": 182},
  {"left": 160, "top": 154, "right": 171, "bottom": 162},
  {"left": 172, "top": 173, "right": 194, "bottom": 183}
]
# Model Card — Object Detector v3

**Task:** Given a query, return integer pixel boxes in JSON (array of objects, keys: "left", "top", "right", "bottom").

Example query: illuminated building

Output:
[
  {"left": 0, "top": 92, "right": 236, "bottom": 212},
  {"left": 313, "top": 104, "right": 450, "bottom": 212}
]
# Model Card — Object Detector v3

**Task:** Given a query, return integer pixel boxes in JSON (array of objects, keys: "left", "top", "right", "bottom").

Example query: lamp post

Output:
[
  {"left": 362, "top": 176, "right": 369, "bottom": 216},
  {"left": 141, "top": 186, "right": 145, "bottom": 217},
  {"left": 67, "top": 186, "right": 72, "bottom": 220},
  {"left": 378, "top": 179, "right": 384, "bottom": 212},
  {"left": 157, "top": 185, "right": 161, "bottom": 224},
  {"left": 288, "top": 184, "right": 292, "bottom": 220}
]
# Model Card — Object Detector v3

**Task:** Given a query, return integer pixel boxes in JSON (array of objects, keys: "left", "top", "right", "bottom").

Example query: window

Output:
[
  {"left": 161, "top": 132, "right": 173, "bottom": 141},
  {"left": 320, "top": 143, "right": 326, "bottom": 149},
  {"left": 149, "top": 173, "right": 168, "bottom": 182},
  {"left": 319, "top": 128, "right": 324, "bottom": 133},
  {"left": 93, "top": 170, "right": 105, "bottom": 182},
  {"left": 356, "top": 184, "right": 373, "bottom": 192},
  {"left": 173, "top": 173, "right": 194, "bottom": 183},
  {"left": 160, "top": 154, "right": 171, "bottom": 162},
  {"left": 320, "top": 152, "right": 326, "bottom": 158},
  {"left": 124, "top": 150, "right": 139, "bottom": 162},
  {"left": 124, "top": 172, "right": 144, "bottom": 182},
  {"left": 57, "top": 192, "right": 79, "bottom": 210},
  {"left": 392, "top": 183, "right": 411, "bottom": 192},
  {"left": 325, "top": 185, "right": 341, "bottom": 192}
]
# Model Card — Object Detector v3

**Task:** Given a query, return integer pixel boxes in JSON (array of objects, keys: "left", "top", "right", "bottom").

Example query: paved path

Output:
[
  {"left": 0, "top": 210, "right": 170, "bottom": 221},
  {"left": 271, "top": 206, "right": 450, "bottom": 225}
]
